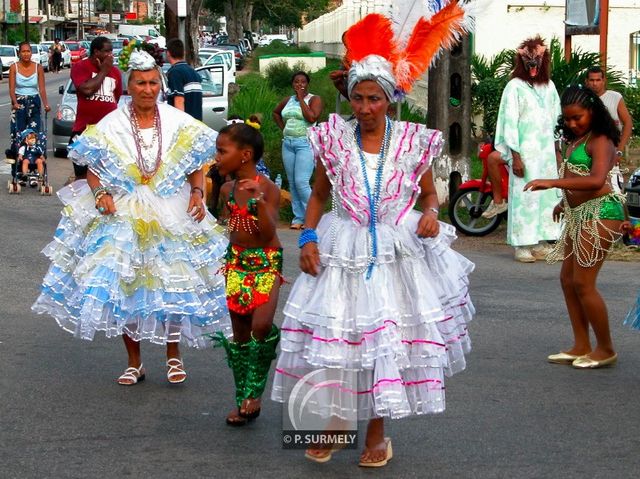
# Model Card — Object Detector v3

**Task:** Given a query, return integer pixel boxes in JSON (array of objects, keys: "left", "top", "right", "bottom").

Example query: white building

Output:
[
  {"left": 473, "top": 0, "right": 640, "bottom": 82},
  {"left": 299, "top": 0, "right": 640, "bottom": 82}
]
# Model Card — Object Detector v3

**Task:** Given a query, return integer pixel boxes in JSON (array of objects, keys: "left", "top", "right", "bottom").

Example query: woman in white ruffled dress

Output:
[
  {"left": 32, "top": 51, "right": 230, "bottom": 385},
  {"left": 271, "top": 10, "right": 476, "bottom": 468}
]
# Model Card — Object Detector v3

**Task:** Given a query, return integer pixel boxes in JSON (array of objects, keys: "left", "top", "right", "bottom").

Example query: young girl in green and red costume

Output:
[{"left": 213, "top": 119, "right": 283, "bottom": 425}]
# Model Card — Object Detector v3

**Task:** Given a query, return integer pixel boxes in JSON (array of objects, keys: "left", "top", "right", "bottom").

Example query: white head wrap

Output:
[
  {"left": 128, "top": 50, "right": 157, "bottom": 71},
  {"left": 347, "top": 54, "right": 397, "bottom": 101}
]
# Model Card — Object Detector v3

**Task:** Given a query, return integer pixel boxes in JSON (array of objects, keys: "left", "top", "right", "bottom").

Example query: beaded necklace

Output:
[
  {"left": 129, "top": 103, "right": 162, "bottom": 184},
  {"left": 355, "top": 116, "right": 391, "bottom": 279},
  {"left": 227, "top": 176, "right": 260, "bottom": 234}
]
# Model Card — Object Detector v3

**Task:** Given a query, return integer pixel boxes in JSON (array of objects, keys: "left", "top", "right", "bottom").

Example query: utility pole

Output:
[
  {"left": 599, "top": 0, "right": 609, "bottom": 70},
  {"left": 24, "top": 0, "right": 29, "bottom": 41},
  {"left": 108, "top": 0, "right": 113, "bottom": 33}
]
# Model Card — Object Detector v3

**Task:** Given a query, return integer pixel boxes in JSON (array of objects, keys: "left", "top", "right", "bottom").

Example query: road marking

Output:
[
  {"left": 0, "top": 102, "right": 12, "bottom": 107},
  {"left": 0, "top": 164, "right": 12, "bottom": 175}
]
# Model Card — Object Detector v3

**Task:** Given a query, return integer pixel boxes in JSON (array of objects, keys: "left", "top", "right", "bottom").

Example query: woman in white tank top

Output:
[{"left": 8, "top": 42, "right": 51, "bottom": 156}]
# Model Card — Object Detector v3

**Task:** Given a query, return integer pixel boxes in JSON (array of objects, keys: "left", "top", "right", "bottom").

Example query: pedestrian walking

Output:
[
  {"left": 212, "top": 120, "right": 283, "bottom": 426},
  {"left": 70, "top": 36, "right": 122, "bottom": 180},
  {"left": 271, "top": 7, "right": 475, "bottom": 467},
  {"left": 8, "top": 42, "right": 50, "bottom": 157},
  {"left": 32, "top": 50, "right": 230, "bottom": 386},
  {"left": 49, "top": 38, "right": 63, "bottom": 73},
  {"left": 525, "top": 85, "right": 628, "bottom": 369},
  {"left": 272, "top": 71, "right": 323, "bottom": 229},
  {"left": 166, "top": 38, "right": 203, "bottom": 120},
  {"left": 494, "top": 36, "right": 561, "bottom": 262}
]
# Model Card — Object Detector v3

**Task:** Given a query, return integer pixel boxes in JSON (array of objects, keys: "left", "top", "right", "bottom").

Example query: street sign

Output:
[{"left": 99, "top": 13, "right": 121, "bottom": 21}]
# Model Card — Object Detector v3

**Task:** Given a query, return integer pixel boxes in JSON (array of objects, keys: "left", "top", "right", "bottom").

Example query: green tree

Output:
[
  {"left": 95, "top": 1, "right": 125, "bottom": 12},
  {"left": 204, "top": 0, "right": 331, "bottom": 41}
]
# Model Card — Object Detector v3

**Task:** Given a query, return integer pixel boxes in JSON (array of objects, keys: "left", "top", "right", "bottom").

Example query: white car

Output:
[
  {"left": 198, "top": 64, "right": 229, "bottom": 131},
  {"left": 32, "top": 44, "right": 49, "bottom": 71},
  {"left": 40, "top": 41, "right": 72, "bottom": 68},
  {"left": 199, "top": 50, "right": 236, "bottom": 103},
  {"left": 0, "top": 45, "right": 19, "bottom": 73}
]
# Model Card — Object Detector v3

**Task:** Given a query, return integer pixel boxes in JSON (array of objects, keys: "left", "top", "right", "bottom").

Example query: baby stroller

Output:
[{"left": 6, "top": 114, "right": 53, "bottom": 195}]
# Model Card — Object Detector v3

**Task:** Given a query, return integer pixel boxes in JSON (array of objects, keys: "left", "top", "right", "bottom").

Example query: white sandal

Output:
[
  {"left": 166, "top": 358, "right": 187, "bottom": 384},
  {"left": 117, "top": 364, "right": 145, "bottom": 386}
]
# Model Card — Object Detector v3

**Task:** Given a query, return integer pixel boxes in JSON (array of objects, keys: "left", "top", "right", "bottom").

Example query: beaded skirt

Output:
[
  {"left": 32, "top": 180, "right": 231, "bottom": 347},
  {"left": 271, "top": 210, "right": 475, "bottom": 420}
]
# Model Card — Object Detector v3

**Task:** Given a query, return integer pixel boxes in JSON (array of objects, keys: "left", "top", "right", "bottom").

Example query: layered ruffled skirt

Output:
[
  {"left": 32, "top": 181, "right": 230, "bottom": 347},
  {"left": 271, "top": 211, "right": 475, "bottom": 420}
]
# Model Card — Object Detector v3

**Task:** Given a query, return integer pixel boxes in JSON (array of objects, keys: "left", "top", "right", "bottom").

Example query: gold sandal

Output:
[{"left": 358, "top": 438, "right": 393, "bottom": 468}]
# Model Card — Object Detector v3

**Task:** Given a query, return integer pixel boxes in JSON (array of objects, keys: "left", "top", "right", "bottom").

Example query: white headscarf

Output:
[
  {"left": 127, "top": 50, "right": 157, "bottom": 72},
  {"left": 347, "top": 55, "right": 397, "bottom": 101}
]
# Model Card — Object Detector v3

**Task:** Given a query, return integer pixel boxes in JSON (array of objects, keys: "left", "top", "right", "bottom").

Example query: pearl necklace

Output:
[
  {"left": 129, "top": 103, "right": 162, "bottom": 183},
  {"left": 355, "top": 116, "right": 391, "bottom": 279}
]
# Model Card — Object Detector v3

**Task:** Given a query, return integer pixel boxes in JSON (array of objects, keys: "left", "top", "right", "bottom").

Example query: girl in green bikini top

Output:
[{"left": 523, "top": 84, "right": 629, "bottom": 370}]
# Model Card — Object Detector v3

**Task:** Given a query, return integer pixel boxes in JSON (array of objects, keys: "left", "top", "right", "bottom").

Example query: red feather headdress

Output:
[{"left": 344, "top": 1, "right": 474, "bottom": 95}]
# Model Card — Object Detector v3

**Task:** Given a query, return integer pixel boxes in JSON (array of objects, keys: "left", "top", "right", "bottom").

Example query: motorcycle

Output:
[{"left": 448, "top": 142, "right": 509, "bottom": 236}]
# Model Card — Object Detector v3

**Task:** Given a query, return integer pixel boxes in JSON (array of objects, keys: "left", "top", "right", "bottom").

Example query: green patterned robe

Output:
[{"left": 494, "top": 78, "right": 561, "bottom": 246}]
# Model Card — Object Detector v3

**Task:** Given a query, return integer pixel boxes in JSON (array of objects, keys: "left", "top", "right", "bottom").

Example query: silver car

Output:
[
  {"left": 53, "top": 65, "right": 228, "bottom": 156},
  {"left": 33, "top": 44, "right": 49, "bottom": 71}
]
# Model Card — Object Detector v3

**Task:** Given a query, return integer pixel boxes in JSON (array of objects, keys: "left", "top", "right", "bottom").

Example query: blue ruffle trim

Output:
[
  {"left": 68, "top": 133, "right": 136, "bottom": 194},
  {"left": 624, "top": 293, "right": 640, "bottom": 330}
]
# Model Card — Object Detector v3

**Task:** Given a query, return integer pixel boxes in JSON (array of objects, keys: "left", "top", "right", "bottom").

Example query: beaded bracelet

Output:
[
  {"left": 298, "top": 228, "right": 319, "bottom": 248},
  {"left": 91, "top": 186, "right": 110, "bottom": 199}
]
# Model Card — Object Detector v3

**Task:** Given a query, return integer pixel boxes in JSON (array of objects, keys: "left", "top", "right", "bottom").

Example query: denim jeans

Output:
[{"left": 282, "top": 136, "right": 314, "bottom": 225}]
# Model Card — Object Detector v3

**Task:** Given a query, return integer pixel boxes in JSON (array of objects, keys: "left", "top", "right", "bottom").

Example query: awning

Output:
[{"left": 29, "top": 16, "right": 44, "bottom": 24}]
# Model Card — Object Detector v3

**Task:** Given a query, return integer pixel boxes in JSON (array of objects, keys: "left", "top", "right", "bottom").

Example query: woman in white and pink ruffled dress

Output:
[{"left": 271, "top": 9, "right": 476, "bottom": 468}]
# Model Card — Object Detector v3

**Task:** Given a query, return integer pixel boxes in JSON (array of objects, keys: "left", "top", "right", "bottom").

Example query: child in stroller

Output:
[
  {"left": 18, "top": 129, "right": 45, "bottom": 187},
  {"left": 7, "top": 128, "right": 52, "bottom": 195}
]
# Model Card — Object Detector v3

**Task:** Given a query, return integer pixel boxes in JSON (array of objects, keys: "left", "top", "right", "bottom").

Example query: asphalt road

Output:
[{"left": 1, "top": 76, "right": 640, "bottom": 478}]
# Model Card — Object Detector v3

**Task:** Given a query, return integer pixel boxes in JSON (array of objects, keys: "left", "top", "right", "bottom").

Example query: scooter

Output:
[{"left": 448, "top": 142, "right": 509, "bottom": 236}]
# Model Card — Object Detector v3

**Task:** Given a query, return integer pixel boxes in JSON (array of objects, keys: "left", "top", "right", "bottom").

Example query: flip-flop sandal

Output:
[
  {"left": 358, "top": 438, "right": 393, "bottom": 468},
  {"left": 117, "top": 364, "right": 145, "bottom": 386},
  {"left": 166, "top": 358, "right": 187, "bottom": 384},
  {"left": 304, "top": 449, "right": 336, "bottom": 464}
]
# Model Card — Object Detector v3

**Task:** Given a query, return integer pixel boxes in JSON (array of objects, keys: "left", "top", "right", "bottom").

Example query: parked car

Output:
[
  {"left": 41, "top": 41, "right": 72, "bottom": 68},
  {"left": 626, "top": 167, "right": 640, "bottom": 226},
  {"left": 200, "top": 48, "right": 236, "bottom": 78},
  {"left": 0, "top": 57, "right": 3, "bottom": 80},
  {"left": 215, "top": 44, "right": 245, "bottom": 70},
  {"left": 32, "top": 44, "right": 49, "bottom": 71},
  {"left": 65, "top": 41, "right": 89, "bottom": 63},
  {"left": 0, "top": 45, "right": 19, "bottom": 73},
  {"left": 53, "top": 65, "right": 228, "bottom": 156},
  {"left": 198, "top": 65, "right": 228, "bottom": 131},
  {"left": 199, "top": 50, "right": 236, "bottom": 99},
  {"left": 258, "top": 34, "right": 289, "bottom": 46}
]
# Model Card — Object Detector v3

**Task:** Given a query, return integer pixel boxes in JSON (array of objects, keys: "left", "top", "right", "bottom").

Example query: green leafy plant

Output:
[
  {"left": 623, "top": 86, "right": 640, "bottom": 138},
  {"left": 470, "top": 50, "right": 513, "bottom": 137},
  {"left": 264, "top": 60, "right": 307, "bottom": 95}
]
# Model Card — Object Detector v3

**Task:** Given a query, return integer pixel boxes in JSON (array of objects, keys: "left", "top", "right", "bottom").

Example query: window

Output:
[{"left": 199, "top": 68, "right": 224, "bottom": 97}]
